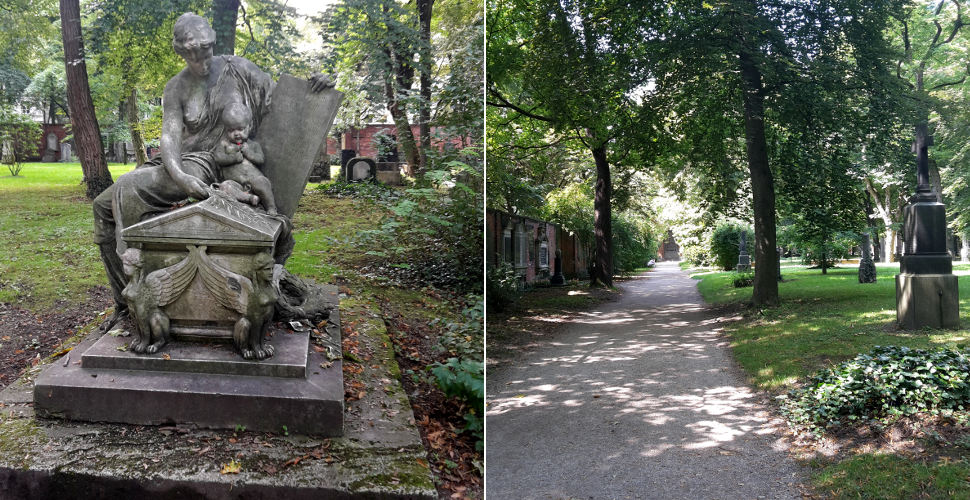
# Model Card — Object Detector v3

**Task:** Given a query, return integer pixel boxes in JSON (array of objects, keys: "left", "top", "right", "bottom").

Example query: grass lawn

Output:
[
  {"left": 692, "top": 262, "right": 970, "bottom": 498},
  {"left": 0, "top": 162, "right": 134, "bottom": 309},
  {"left": 693, "top": 262, "right": 970, "bottom": 391}
]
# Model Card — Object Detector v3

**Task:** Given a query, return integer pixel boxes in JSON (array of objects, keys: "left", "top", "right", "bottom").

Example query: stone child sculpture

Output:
[
  {"left": 212, "top": 103, "right": 277, "bottom": 215},
  {"left": 91, "top": 13, "right": 333, "bottom": 348}
]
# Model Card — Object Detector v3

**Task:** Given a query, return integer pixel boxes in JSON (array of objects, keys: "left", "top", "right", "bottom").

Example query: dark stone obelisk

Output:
[
  {"left": 736, "top": 232, "right": 751, "bottom": 272},
  {"left": 896, "top": 123, "right": 959, "bottom": 329}
]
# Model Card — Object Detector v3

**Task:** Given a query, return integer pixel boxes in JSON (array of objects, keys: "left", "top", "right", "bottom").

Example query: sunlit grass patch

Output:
[
  {"left": 813, "top": 454, "right": 970, "bottom": 500},
  {"left": 694, "top": 263, "right": 970, "bottom": 391}
]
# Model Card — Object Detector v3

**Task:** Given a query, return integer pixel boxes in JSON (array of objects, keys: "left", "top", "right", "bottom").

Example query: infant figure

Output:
[{"left": 212, "top": 102, "right": 278, "bottom": 215}]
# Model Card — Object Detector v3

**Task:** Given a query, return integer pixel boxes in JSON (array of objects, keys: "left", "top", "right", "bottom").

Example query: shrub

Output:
[
  {"left": 486, "top": 263, "right": 520, "bottom": 312},
  {"left": 430, "top": 357, "right": 484, "bottom": 451},
  {"left": 0, "top": 105, "right": 41, "bottom": 176},
  {"left": 732, "top": 271, "right": 754, "bottom": 288},
  {"left": 781, "top": 345, "right": 970, "bottom": 428},
  {"left": 613, "top": 213, "right": 658, "bottom": 274},
  {"left": 329, "top": 146, "right": 483, "bottom": 294},
  {"left": 710, "top": 221, "right": 754, "bottom": 271}
]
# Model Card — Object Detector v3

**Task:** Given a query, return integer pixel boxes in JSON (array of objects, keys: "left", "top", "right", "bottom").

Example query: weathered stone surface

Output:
[
  {"left": 122, "top": 194, "right": 282, "bottom": 248},
  {"left": 33, "top": 326, "right": 343, "bottom": 435},
  {"left": 80, "top": 330, "right": 310, "bottom": 378},
  {"left": 897, "top": 196, "right": 959, "bottom": 329},
  {"left": 256, "top": 75, "right": 343, "bottom": 219},
  {"left": 4, "top": 307, "right": 434, "bottom": 499},
  {"left": 896, "top": 273, "right": 959, "bottom": 330}
]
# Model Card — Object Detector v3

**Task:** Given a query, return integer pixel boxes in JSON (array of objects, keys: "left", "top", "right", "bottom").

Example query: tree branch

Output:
[
  {"left": 486, "top": 86, "right": 553, "bottom": 123},
  {"left": 930, "top": 64, "right": 969, "bottom": 90}
]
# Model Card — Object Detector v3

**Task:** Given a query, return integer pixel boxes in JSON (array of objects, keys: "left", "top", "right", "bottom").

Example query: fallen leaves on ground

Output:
[{"left": 220, "top": 459, "right": 242, "bottom": 474}]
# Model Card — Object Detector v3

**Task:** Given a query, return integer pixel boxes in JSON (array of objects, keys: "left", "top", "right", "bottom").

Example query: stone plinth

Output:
[
  {"left": 896, "top": 273, "right": 959, "bottom": 330},
  {"left": 896, "top": 199, "right": 960, "bottom": 330},
  {"left": 736, "top": 254, "right": 750, "bottom": 272},
  {"left": 34, "top": 297, "right": 343, "bottom": 435},
  {"left": 7, "top": 299, "right": 434, "bottom": 499},
  {"left": 81, "top": 329, "right": 310, "bottom": 378}
]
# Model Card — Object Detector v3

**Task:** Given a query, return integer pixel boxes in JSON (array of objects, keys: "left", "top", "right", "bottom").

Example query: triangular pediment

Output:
[{"left": 122, "top": 195, "right": 282, "bottom": 243}]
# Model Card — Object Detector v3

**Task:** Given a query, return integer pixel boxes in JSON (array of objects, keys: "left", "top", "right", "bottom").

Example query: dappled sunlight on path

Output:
[{"left": 486, "top": 262, "right": 804, "bottom": 500}]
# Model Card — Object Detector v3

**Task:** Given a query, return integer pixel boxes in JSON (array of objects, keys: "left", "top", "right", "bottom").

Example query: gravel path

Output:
[{"left": 485, "top": 262, "right": 806, "bottom": 499}]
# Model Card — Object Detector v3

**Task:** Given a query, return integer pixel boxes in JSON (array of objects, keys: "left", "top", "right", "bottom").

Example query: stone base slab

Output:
[
  {"left": 896, "top": 273, "right": 960, "bottom": 330},
  {"left": 0, "top": 313, "right": 435, "bottom": 499},
  {"left": 81, "top": 329, "right": 309, "bottom": 378},
  {"left": 33, "top": 328, "right": 343, "bottom": 435}
]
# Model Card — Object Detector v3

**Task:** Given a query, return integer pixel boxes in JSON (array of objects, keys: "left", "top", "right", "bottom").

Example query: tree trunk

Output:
[
  {"left": 884, "top": 227, "right": 897, "bottom": 262},
  {"left": 592, "top": 144, "right": 613, "bottom": 287},
  {"left": 210, "top": 0, "right": 240, "bottom": 56},
  {"left": 738, "top": 48, "right": 778, "bottom": 306},
  {"left": 821, "top": 246, "right": 827, "bottom": 275},
  {"left": 60, "top": 0, "right": 112, "bottom": 199},
  {"left": 865, "top": 178, "right": 899, "bottom": 263},
  {"left": 960, "top": 231, "right": 970, "bottom": 262},
  {"left": 384, "top": 79, "right": 420, "bottom": 176},
  {"left": 126, "top": 87, "right": 147, "bottom": 166},
  {"left": 416, "top": 0, "right": 434, "bottom": 174}
]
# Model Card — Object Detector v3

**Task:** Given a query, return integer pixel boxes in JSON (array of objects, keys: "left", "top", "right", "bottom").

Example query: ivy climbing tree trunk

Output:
[
  {"left": 384, "top": 57, "right": 420, "bottom": 175},
  {"left": 126, "top": 87, "right": 147, "bottom": 166},
  {"left": 59, "top": 0, "right": 112, "bottom": 199},
  {"left": 416, "top": 0, "right": 434, "bottom": 173},
  {"left": 592, "top": 144, "right": 613, "bottom": 287},
  {"left": 210, "top": 0, "right": 239, "bottom": 56},
  {"left": 738, "top": 48, "right": 779, "bottom": 306}
]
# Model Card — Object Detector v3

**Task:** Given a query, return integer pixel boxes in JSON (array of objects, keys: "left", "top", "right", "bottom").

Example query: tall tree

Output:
[
  {"left": 658, "top": 0, "right": 899, "bottom": 305},
  {"left": 487, "top": 0, "right": 661, "bottom": 287},
  {"left": 416, "top": 0, "right": 434, "bottom": 171},
  {"left": 59, "top": 0, "right": 112, "bottom": 198},
  {"left": 328, "top": 0, "right": 423, "bottom": 174},
  {"left": 210, "top": 0, "right": 240, "bottom": 55}
]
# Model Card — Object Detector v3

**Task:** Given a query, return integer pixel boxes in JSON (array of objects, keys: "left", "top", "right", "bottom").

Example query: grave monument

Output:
[
  {"left": 33, "top": 13, "right": 346, "bottom": 434},
  {"left": 345, "top": 156, "right": 377, "bottom": 182},
  {"left": 736, "top": 231, "right": 751, "bottom": 272},
  {"left": 896, "top": 123, "right": 959, "bottom": 329}
]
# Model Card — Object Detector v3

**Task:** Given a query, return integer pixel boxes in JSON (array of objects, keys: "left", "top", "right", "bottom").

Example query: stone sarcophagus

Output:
[{"left": 120, "top": 194, "right": 282, "bottom": 358}]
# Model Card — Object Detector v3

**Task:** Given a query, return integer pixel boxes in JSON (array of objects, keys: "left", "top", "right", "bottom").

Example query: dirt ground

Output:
[
  {"left": 0, "top": 286, "right": 113, "bottom": 389},
  {"left": 380, "top": 298, "right": 482, "bottom": 500}
]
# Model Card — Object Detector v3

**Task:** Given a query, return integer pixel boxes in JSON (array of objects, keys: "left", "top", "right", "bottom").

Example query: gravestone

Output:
[
  {"left": 307, "top": 145, "right": 331, "bottom": 183},
  {"left": 345, "top": 156, "right": 377, "bottom": 182},
  {"left": 550, "top": 249, "right": 565, "bottom": 286},
  {"left": 376, "top": 161, "right": 403, "bottom": 185},
  {"left": 896, "top": 123, "right": 959, "bottom": 329},
  {"left": 777, "top": 246, "right": 783, "bottom": 281},
  {"left": 960, "top": 233, "right": 970, "bottom": 262},
  {"left": 34, "top": 77, "right": 347, "bottom": 434},
  {"left": 858, "top": 233, "right": 877, "bottom": 283},
  {"left": 60, "top": 143, "right": 71, "bottom": 163},
  {"left": 736, "top": 232, "right": 751, "bottom": 272},
  {"left": 42, "top": 132, "right": 57, "bottom": 162},
  {"left": 257, "top": 75, "right": 343, "bottom": 218}
]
